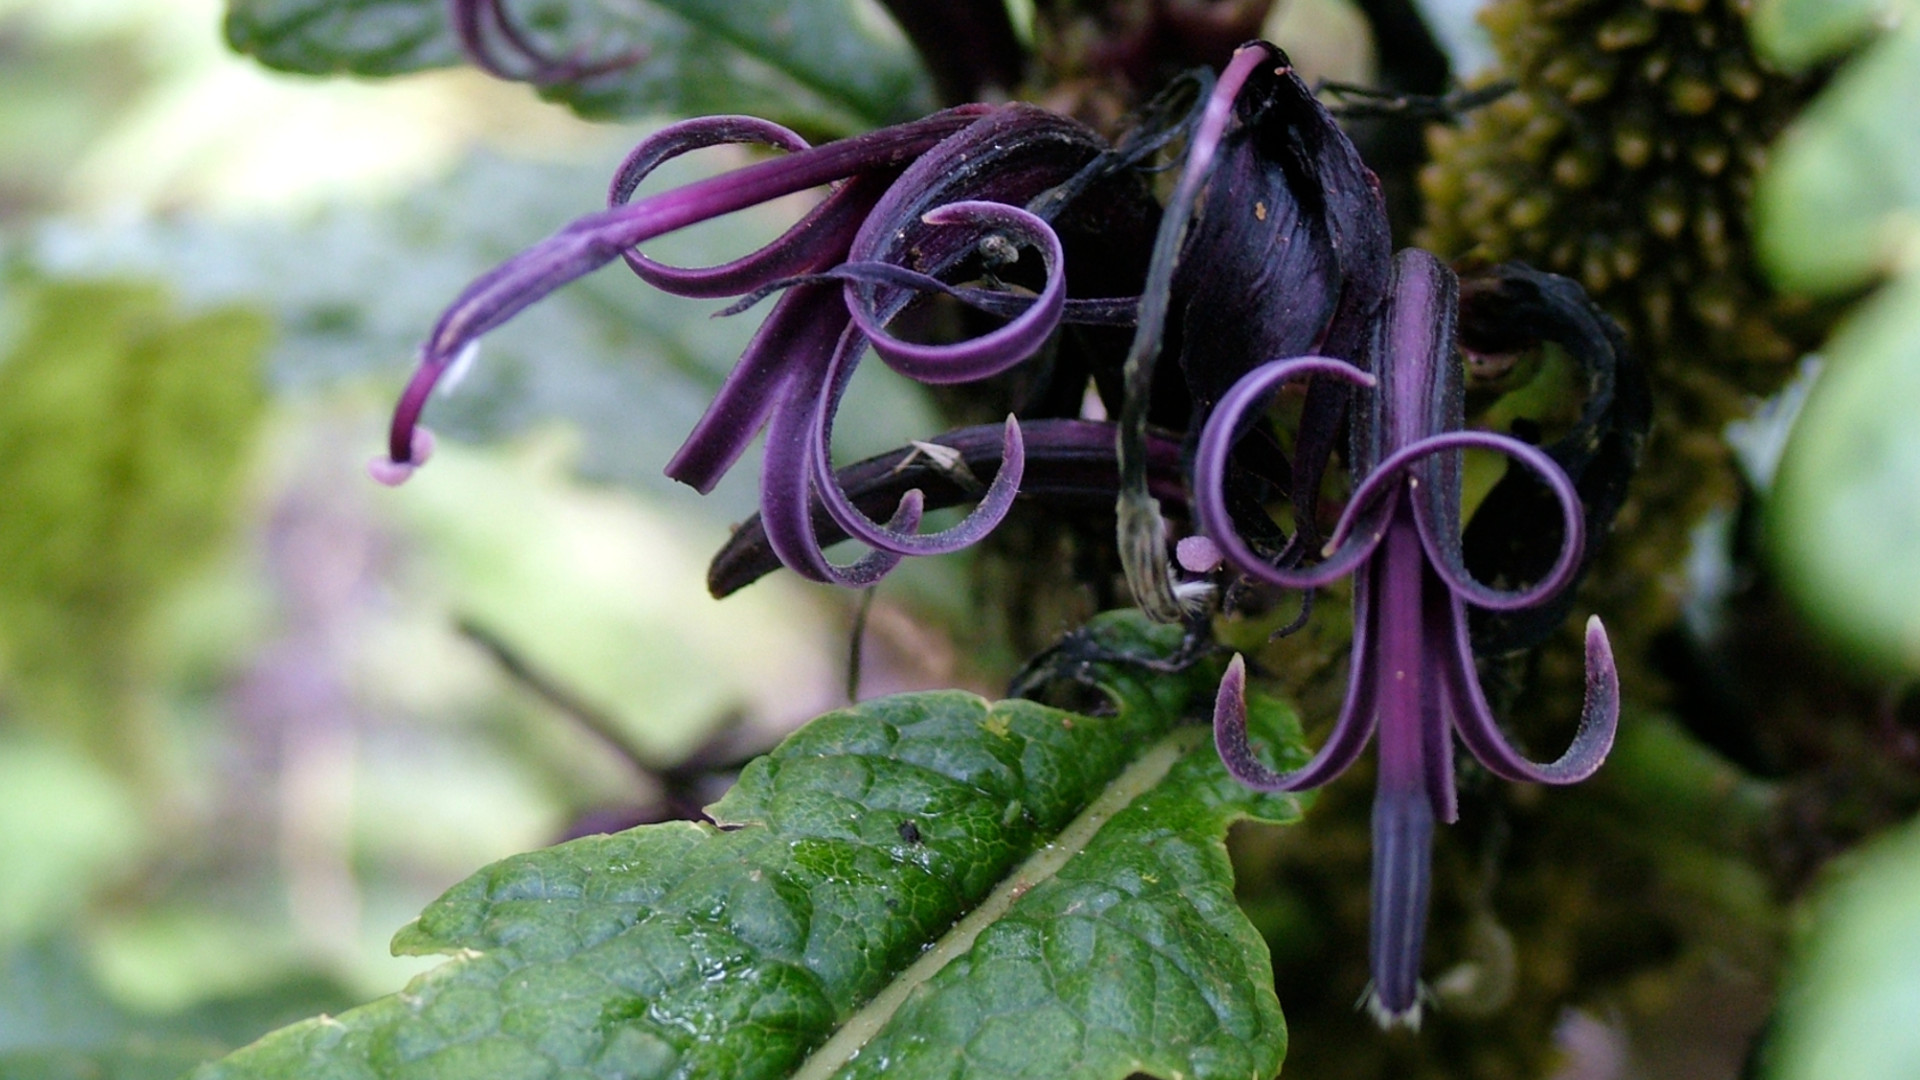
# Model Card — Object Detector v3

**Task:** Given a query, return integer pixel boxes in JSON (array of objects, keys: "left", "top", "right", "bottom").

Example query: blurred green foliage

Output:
[
  {"left": 1752, "top": 0, "right": 1920, "bottom": 675},
  {"left": 0, "top": 278, "right": 268, "bottom": 776},
  {"left": 1765, "top": 814, "right": 1920, "bottom": 1080},
  {"left": 224, "top": 0, "right": 934, "bottom": 135}
]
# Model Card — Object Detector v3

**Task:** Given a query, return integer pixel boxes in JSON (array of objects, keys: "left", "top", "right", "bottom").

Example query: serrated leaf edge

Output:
[{"left": 789, "top": 726, "right": 1210, "bottom": 1080}]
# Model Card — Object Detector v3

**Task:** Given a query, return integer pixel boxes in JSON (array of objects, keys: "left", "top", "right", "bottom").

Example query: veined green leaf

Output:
[
  {"left": 222, "top": 0, "right": 933, "bottom": 135},
  {"left": 194, "top": 614, "right": 1308, "bottom": 1080}
]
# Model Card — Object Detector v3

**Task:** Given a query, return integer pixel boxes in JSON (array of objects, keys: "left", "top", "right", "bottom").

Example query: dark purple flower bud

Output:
[
  {"left": 1113, "top": 40, "right": 1390, "bottom": 620},
  {"left": 1200, "top": 249, "right": 1621, "bottom": 1028}
]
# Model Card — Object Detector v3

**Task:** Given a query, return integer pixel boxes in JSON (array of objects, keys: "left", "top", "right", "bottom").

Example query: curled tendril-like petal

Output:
[
  {"left": 1213, "top": 644, "right": 1380, "bottom": 794},
  {"left": 664, "top": 285, "right": 841, "bottom": 494},
  {"left": 1330, "top": 430, "right": 1585, "bottom": 612},
  {"left": 758, "top": 360, "right": 923, "bottom": 587},
  {"left": 808, "top": 411, "right": 1023, "bottom": 557},
  {"left": 843, "top": 201, "right": 1068, "bottom": 384},
  {"left": 807, "top": 321, "right": 1026, "bottom": 557},
  {"left": 607, "top": 118, "right": 894, "bottom": 300},
  {"left": 1192, "top": 355, "right": 1383, "bottom": 589},
  {"left": 381, "top": 108, "right": 984, "bottom": 469},
  {"left": 1447, "top": 614, "right": 1619, "bottom": 785}
]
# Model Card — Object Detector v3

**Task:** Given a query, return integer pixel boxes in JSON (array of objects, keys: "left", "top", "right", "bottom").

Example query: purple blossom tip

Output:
[
  {"left": 1368, "top": 782, "right": 1435, "bottom": 1027},
  {"left": 1176, "top": 535, "right": 1223, "bottom": 574},
  {"left": 369, "top": 427, "right": 436, "bottom": 487}
]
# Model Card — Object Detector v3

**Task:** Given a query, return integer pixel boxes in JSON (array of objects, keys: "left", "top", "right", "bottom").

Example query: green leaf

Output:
[
  {"left": 1753, "top": 20, "right": 1920, "bottom": 293},
  {"left": 0, "top": 277, "right": 268, "bottom": 773},
  {"left": 222, "top": 0, "right": 933, "bottom": 135},
  {"left": 193, "top": 614, "right": 1308, "bottom": 1080},
  {"left": 1769, "top": 267, "right": 1920, "bottom": 674},
  {"left": 1764, "top": 813, "right": 1920, "bottom": 1080},
  {"left": 1748, "top": 0, "right": 1912, "bottom": 71}
]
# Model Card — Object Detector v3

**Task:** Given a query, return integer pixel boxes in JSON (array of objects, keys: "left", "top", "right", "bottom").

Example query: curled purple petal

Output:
[
  {"left": 1447, "top": 610, "right": 1619, "bottom": 786},
  {"left": 1379, "top": 430, "right": 1587, "bottom": 612},
  {"left": 384, "top": 108, "right": 985, "bottom": 468},
  {"left": 708, "top": 419, "right": 1186, "bottom": 597},
  {"left": 757, "top": 367, "right": 917, "bottom": 588},
  {"left": 844, "top": 201, "right": 1068, "bottom": 383},
  {"left": 808, "top": 403, "right": 1025, "bottom": 557},
  {"left": 1212, "top": 630, "right": 1378, "bottom": 794},
  {"left": 801, "top": 311, "right": 1025, "bottom": 557},
  {"left": 608, "top": 118, "right": 895, "bottom": 298},
  {"left": 1193, "top": 354, "right": 1387, "bottom": 590},
  {"left": 664, "top": 285, "right": 841, "bottom": 494}
]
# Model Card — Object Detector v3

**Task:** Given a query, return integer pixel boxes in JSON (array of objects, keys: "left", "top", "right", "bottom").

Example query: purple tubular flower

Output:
[
  {"left": 708, "top": 419, "right": 1190, "bottom": 598},
  {"left": 378, "top": 102, "right": 1156, "bottom": 587},
  {"left": 447, "top": 0, "right": 643, "bottom": 84},
  {"left": 1200, "top": 249, "right": 1620, "bottom": 1028}
]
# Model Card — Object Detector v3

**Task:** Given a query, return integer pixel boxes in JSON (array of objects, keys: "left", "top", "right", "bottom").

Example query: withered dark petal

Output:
[
  {"left": 1172, "top": 49, "right": 1392, "bottom": 413},
  {"left": 1164, "top": 44, "right": 1392, "bottom": 566}
]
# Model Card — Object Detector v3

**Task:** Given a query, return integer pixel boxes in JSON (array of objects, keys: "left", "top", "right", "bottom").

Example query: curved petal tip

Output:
[{"left": 368, "top": 427, "right": 436, "bottom": 488}]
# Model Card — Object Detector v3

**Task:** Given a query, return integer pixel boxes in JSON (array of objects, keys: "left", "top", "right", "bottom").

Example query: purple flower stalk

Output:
[
  {"left": 375, "top": 104, "right": 1151, "bottom": 585},
  {"left": 1198, "top": 248, "right": 1620, "bottom": 1028}
]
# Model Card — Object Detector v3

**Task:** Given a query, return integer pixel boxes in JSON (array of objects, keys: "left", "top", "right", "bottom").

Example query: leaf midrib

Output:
[{"left": 788, "top": 725, "right": 1209, "bottom": 1080}]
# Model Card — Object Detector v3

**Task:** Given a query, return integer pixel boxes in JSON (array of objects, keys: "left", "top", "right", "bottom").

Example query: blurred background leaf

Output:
[
  {"left": 0, "top": 278, "right": 269, "bottom": 779},
  {"left": 1765, "top": 812, "right": 1920, "bottom": 1080},
  {"left": 223, "top": 0, "right": 935, "bottom": 135},
  {"left": 1751, "top": 0, "right": 1920, "bottom": 675}
]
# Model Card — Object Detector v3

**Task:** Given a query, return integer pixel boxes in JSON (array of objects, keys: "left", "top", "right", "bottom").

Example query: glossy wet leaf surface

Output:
[
  {"left": 222, "top": 0, "right": 932, "bottom": 135},
  {"left": 193, "top": 614, "right": 1308, "bottom": 1080}
]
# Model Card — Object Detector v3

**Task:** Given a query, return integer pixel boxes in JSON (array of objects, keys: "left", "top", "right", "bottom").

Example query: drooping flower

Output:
[
  {"left": 1198, "top": 248, "right": 1621, "bottom": 1027},
  {"left": 1110, "top": 40, "right": 1391, "bottom": 620},
  {"left": 375, "top": 103, "right": 1163, "bottom": 585}
]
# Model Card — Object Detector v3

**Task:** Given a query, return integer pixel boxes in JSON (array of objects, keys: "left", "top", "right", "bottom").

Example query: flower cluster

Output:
[
  {"left": 378, "top": 38, "right": 1644, "bottom": 1030},
  {"left": 375, "top": 102, "right": 1162, "bottom": 584}
]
